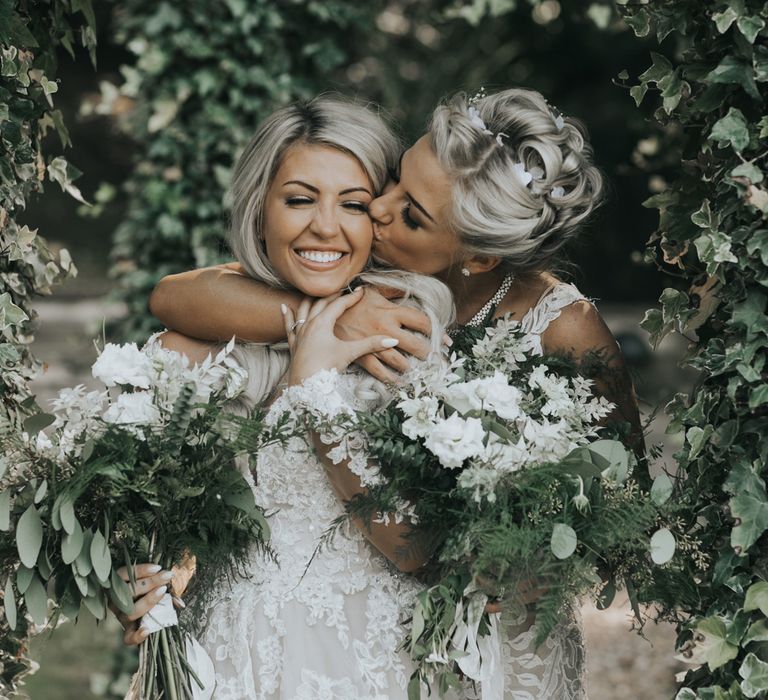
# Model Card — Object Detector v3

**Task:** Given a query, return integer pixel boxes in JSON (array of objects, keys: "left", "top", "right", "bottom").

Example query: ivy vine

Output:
[{"left": 0, "top": 1, "right": 95, "bottom": 695}]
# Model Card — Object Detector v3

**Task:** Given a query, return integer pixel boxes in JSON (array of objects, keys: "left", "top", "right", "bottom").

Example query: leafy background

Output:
[{"left": 2, "top": 0, "right": 767, "bottom": 698}]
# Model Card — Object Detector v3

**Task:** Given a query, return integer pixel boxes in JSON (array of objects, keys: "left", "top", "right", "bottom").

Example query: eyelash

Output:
[
  {"left": 285, "top": 197, "right": 368, "bottom": 213},
  {"left": 400, "top": 204, "right": 419, "bottom": 230}
]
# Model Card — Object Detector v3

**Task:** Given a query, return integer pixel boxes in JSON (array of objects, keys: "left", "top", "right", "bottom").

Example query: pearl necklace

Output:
[{"left": 464, "top": 272, "right": 516, "bottom": 327}]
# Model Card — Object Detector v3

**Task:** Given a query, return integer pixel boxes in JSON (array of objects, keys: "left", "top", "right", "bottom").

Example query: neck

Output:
[{"left": 442, "top": 267, "right": 509, "bottom": 325}]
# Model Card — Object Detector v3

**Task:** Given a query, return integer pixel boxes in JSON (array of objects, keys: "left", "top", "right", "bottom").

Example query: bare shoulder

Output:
[
  {"left": 156, "top": 330, "right": 223, "bottom": 365},
  {"left": 541, "top": 299, "right": 622, "bottom": 365}
]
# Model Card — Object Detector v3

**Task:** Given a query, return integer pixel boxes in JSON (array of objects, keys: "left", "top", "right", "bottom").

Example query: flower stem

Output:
[{"left": 160, "top": 627, "right": 180, "bottom": 700}]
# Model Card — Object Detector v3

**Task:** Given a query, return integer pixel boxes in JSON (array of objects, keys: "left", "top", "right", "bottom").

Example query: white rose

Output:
[
  {"left": 92, "top": 343, "right": 154, "bottom": 389},
  {"left": 424, "top": 413, "right": 486, "bottom": 469},
  {"left": 476, "top": 371, "right": 524, "bottom": 421},
  {"left": 103, "top": 392, "right": 161, "bottom": 426}
]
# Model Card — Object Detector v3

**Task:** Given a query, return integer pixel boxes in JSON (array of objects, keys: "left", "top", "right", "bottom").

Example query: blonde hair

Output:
[
  {"left": 428, "top": 88, "right": 604, "bottom": 273},
  {"left": 225, "top": 96, "right": 453, "bottom": 409},
  {"left": 229, "top": 94, "right": 399, "bottom": 288}
]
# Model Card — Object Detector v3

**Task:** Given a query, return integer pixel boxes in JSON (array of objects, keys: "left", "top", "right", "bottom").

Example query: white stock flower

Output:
[
  {"left": 398, "top": 395, "right": 440, "bottom": 440},
  {"left": 424, "top": 413, "right": 486, "bottom": 469},
  {"left": 103, "top": 392, "right": 161, "bottom": 426},
  {"left": 92, "top": 343, "right": 154, "bottom": 389}
]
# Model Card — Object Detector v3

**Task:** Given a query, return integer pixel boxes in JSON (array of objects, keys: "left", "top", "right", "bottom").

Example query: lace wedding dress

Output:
[{"left": 193, "top": 282, "right": 589, "bottom": 700}]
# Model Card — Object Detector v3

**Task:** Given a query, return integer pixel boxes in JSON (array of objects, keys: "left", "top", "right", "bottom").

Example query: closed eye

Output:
[
  {"left": 342, "top": 201, "right": 369, "bottom": 213},
  {"left": 285, "top": 196, "right": 313, "bottom": 206},
  {"left": 400, "top": 203, "right": 419, "bottom": 230}
]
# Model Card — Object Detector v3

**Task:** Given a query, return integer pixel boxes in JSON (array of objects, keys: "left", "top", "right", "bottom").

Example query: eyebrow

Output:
[
  {"left": 282, "top": 180, "right": 372, "bottom": 197},
  {"left": 398, "top": 151, "right": 435, "bottom": 223}
]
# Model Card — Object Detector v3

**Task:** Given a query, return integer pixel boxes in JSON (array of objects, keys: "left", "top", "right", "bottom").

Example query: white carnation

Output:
[
  {"left": 424, "top": 413, "right": 486, "bottom": 469},
  {"left": 92, "top": 343, "right": 154, "bottom": 389},
  {"left": 103, "top": 392, "right": 161, "bottom": 426}
]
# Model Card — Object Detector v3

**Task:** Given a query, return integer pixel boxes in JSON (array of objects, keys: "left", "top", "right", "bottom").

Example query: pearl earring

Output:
[{"left": 461, "top": 267, "right": 471, "bottom": 277}]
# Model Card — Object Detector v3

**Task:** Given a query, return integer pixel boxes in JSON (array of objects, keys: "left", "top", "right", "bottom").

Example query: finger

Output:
[
  {"left": 374, "top": 348, "right": 411, "bottom": 374},
  {"left": 296, "top": 296, "right": 313, "bottom": 324},
  {"left": 309, "top": 288, "right": 364, "bottom": 330},
  {"left": 117, "top": 562, "right": 162, "bottom": 582},
  {"left": 345, "top": 336, "right": 400, "bottom": 366},
  {"left": 282, "top": 303, "right": 296, "bottom": 352},
  {"left": 485, "top": 602, "right": 502, "bottom": 614},
  {"left": 306, "top": 292, "right": 342, "bottom": 321},
  {"left": 172, "top": 595, "right": 187, "bottom": 610},
  {"left": 126, "top": 570, "right": 174, "bottom": 599},
  {"left": 396, "top": 306, "right": 434, "bottom": 338},
  {"left": 123, "top": 585, "right": 170, "bottom": 622},
  {"left": 385, "top": 328, "right": 431, "bottom": 360},
  {"left": 123, "top": 621, "right": 150, "bottom": 647},
  {"left": 354, "top": 354, "right": 401, "bottom": 384}
]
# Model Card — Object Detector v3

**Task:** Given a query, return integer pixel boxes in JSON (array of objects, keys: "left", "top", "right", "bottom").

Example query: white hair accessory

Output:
[
  {"left": 467, "top": 106, "right": 492, "bottom": 135},
  {"left": 551, "top": 186, "right": 565, "bottom": 198},
  {"left": 512, "top": 162, "right": 533, "bottom": 187}
]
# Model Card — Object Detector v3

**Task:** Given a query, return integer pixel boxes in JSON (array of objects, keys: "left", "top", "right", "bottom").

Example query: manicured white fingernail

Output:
[
  {"left": 443, "top": 334, "right": 453, "bottom": 347},
  {"left": 155, "top": 585, "right": 168, "bottom": 597},
  {"left": 173, "top": 596, "right": 187, "bottom": 609},
  {"left": 381, "top": 338, "right": 399, "bottom": 348},
  {"left": 146, "top": 564, "right": 162, "bottom": 574},
  {"left": 159, "top": 571, "right": 174, "bottom": 581},
  {"left": 280, "top": 304, "right": 288, "bottom": 315}
]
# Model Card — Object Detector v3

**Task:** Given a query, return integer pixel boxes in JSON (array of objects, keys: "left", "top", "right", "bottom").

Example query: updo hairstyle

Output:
[{"left": 428, "top": 88, "right": 604, "bottom": 273}]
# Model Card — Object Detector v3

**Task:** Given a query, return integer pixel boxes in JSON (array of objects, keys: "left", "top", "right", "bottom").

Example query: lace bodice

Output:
[{"left": 197, "top": 366, "right": 424, "bottom": 699}]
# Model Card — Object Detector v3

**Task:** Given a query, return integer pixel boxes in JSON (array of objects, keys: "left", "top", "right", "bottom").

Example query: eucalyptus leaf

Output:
[
  {"left": 81, "top": 590, "right": 106, "bottom": 621},
  {"left": 0, "top": 489, "right": 11, "bottom": 531},
  {"left": 59, "top": 495, "right": 76, "bottom": 535},
  {"left": 90, "top": 529, "right": 112, "bottom": 583},
  {"left": 650, "top": 528, "right": 676, "bottom": 564},
  {"left": 15, "top": 566, "right": 33, "bottom": 595},
  {"left": 34, "top": 479, "right": 47, "bottom": 504},
  {"left": 109, "top": 568, "right": 134, "bottom": 615},
  {"left": 16, "top": 504, "right": 43, "bottom": 568},
  {"left": 75, "top": 529, "right": 93, "bottom": 577},
  {"left": 551, "top": 523, "right": 578, "bottom": 560},
  {"left": 23, "top": 573, "right": 48, "bottom": 626},
  {"left": 651, "top": 473, "right": 674, "bottom": 505},
  {"left": 3, "top": 578, "right": 16, "bottom": 630},
  {"left": 61, "top": 519, "right": 83, "bottom": 564}
]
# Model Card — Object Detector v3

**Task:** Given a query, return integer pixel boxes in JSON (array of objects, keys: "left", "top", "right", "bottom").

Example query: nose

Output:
[
  {"left": 368, "top": 190, "right": 395, "bottom": 227},
  {"left": 309, "top": 201, "right": 340, "bottom": 239}
]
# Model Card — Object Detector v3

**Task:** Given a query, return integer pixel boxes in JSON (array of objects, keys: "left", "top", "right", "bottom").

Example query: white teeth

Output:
[{"left": 297, "top": 250, "right": 343, "bottom": 263}]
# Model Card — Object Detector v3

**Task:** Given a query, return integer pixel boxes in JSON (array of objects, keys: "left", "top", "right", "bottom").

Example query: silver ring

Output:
[{"left": 290, "top": 319, "right": 306, "bottom": 333}]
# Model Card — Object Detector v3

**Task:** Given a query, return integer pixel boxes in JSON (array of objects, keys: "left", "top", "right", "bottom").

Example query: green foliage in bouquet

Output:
[
  {"left": 614, "top": 1, "right": 768, "bottom": 697},
  {"left": 0, "top": 339, "right": 291, "bottom": 699},
  {"left": 0, "top": 1, "right": 96, "bottom": 695},
  {"left": 309, "top": 317, "right": 672, "bottom": 695},
  {"left": 104, "top": 0, "right": 386, "bottom": 341}
]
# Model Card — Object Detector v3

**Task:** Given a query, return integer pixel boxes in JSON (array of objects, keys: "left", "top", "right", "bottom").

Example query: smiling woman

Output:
[{"left": 262, "top": 144, "right": 374, "bottom": 298}]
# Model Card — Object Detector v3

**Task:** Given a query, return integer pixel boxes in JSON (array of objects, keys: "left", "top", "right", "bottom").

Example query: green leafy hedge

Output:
[
  {"left": 617, "top": 1, "right": 768, "bottom": 697},
  {"left": 106, "top": 0, "right": 386, "bottom": 341},
  {"left": 0, "top": 2, "right": 95, "bottom": 696}
]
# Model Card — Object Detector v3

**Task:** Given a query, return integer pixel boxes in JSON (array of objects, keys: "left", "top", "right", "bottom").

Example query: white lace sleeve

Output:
[
  {"left": 272, "top": 370, "right": 384, "bottom": 488},
  {"left": 519, "top": 283, "right": 590, "bottom": 355}
]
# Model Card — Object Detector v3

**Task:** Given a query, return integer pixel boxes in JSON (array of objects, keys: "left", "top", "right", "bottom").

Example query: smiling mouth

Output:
[{"left": 293, "top": 249, "right": 347, "bottom": 267}]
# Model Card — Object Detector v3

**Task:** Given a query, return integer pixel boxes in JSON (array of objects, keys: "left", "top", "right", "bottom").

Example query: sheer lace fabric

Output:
[{"left": 195, "top": 282, "right": 589, "bottom": 699}]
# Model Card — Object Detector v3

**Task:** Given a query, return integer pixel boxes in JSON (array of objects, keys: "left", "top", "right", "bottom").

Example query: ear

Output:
[{"left": 463, "top": 255, "right": 501, "bottom": 274}]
